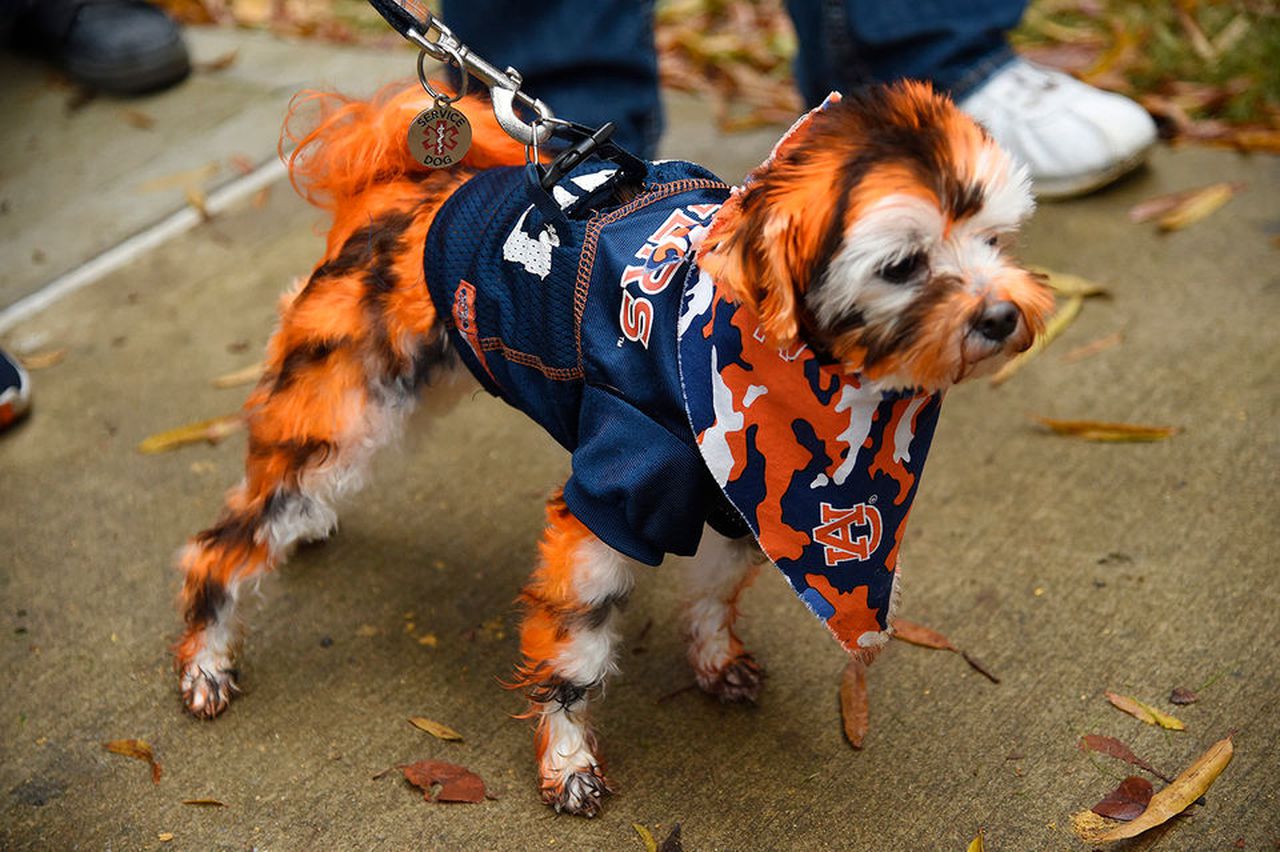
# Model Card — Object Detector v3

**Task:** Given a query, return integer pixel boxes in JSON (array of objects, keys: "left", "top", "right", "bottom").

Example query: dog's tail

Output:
[{"left": 282, "top": 82, "right": 528, "bottom": 212}]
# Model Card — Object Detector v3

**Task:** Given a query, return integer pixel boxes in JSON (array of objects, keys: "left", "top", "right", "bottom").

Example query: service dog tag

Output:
[{"left": 408, "top": 102, "right": 472, "bottom": 168}]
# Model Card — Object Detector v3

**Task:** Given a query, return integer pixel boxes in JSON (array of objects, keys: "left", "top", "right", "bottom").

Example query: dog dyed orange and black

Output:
[{"left": 171, "top": 80, "right": 1051, "bottom": 817}]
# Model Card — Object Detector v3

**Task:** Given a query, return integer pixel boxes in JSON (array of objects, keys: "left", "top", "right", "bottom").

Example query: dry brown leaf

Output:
[
  {"left": 990, "top": 295, "right": 1082, "bottom": 386},
  {"left": 103, "top": 738, "right": 162, "bottom": 783},
  {"left": 181, "top": 798, "right": 227, "bottom": 807},
  {"left": 211, "top": 362, "right": 263, "bottom": 389},
  {"left": 633, "top": 823, "right": 659, "bottom": 852},
  {"left": 19, "top": 347, "right": 68, "bottom": 370},
  {"left": 1170, "top": 686, "right": 1200, "bottom": 705},
  {"left": 1034, "top": 417, "right": 1181, "bottom": 443},
  {"left": 184, "top": 185, "right": 211, "bottom": 221},
  {"left": 890, "top": 618, "right": 1001, "bottom": 682},
  {"left": 120, "top": 108, "right": 155, "bottom": 129},
  {"left": 138, "top": 413, "right": 244, "bottom": 453},
  {"left": 196, "top": 49, "right": 239, "bottom": 72},
  {"left": 839, "top": 658, "right": 869, "bottom": 749},
  {"left": 158, "top": 833, "right": 175, "bottom": 842},
  {"left": 1129, "top": 182, "right": 1245, "bottom": 224},
  {"left": 966, "top": 829, "right": 985, "bottom": 852},
  {"left": 1073, "top": 735, "right": 1233, "bottom": 842},
  {"left": 401, "top": 760, "right": 487, "bottom": 803},
  {"left": 1091, "top": 775, "right": 1154, "bottom": 822},
  {"left": 1157, "top": 182, "right": 1241, "bottom": 231},
  {"left": 1105, "top": 691, "right": 1186, "bottom": 729},
  {"left": 1061, "top": 331, "right": 1122, "bottom": 364},
  {"left": 408, "top": 717, "right": 463, "bottom": 742},
  {"left": 891, "top": 618, "right": 955, "bottom": 650},
  {"left": 1079, "top": 734, "right": 1173, "bottom": 783}
]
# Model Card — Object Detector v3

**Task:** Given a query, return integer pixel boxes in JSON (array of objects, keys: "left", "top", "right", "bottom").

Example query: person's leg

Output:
[
  {"left": 786, "top": 0, "right": 1026, "bottom": 105},
  {"left": 786, "top": 0, "right": 1156, "bottom": 199},
  {"left": 440, "top": 0, "right": 662, "bottom": 158}
]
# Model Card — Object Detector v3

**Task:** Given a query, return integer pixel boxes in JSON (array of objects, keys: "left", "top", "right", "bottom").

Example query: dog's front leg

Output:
[
  {"left": 682, "top": 527, "right": 767, "bottom": 702},
  {"left": 514, "top": 494, "right": 635, "bottom": 817}
]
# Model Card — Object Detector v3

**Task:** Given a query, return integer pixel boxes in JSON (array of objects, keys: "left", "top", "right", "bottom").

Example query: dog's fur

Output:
[{"left": 172, "top": 80, "right": 1052, "bottom": 816}]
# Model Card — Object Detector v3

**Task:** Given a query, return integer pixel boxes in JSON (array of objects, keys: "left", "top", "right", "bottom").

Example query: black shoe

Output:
[
  {"left": 0, "top": 347, "right": 31, "bottom": 431},
  {"left": 15, "top": 0, "right": 190, "bottom": 95}
]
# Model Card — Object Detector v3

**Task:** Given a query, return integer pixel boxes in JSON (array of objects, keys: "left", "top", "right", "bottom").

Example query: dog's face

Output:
[{"left": 699, "top": 82, "right": 1054, "bottom": 391}]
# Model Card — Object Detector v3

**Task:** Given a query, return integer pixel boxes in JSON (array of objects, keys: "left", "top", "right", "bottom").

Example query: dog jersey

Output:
[
  {"left": 424, "top": 160, "right": 741, "bottom": 566},
  {"left": 425, "top": 154, "right": 943, "bottom": 655}
]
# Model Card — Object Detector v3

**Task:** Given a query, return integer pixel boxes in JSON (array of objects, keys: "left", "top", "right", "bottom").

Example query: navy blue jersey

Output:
[{"left": 424, "top": 160, "right": 735, "bottom": 565}]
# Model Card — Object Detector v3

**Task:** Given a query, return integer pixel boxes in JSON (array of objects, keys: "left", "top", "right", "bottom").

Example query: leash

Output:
[{"left": 366, "top": 0, "right": 646, "bottom": 192}]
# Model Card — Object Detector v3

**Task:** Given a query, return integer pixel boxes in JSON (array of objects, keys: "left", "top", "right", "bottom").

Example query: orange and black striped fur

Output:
[{"left": 174, "top": 81, "right": 1051, "bottom": 817}]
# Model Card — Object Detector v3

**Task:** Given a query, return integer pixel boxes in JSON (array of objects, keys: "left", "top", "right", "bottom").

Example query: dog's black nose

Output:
[{"left": 974, "top": 301, "right": 1019, "bottom": 342}]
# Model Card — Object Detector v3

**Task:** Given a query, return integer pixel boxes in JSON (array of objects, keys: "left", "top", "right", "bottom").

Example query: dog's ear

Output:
[{"left": 698, "top": 94, "right": 845, "bottom": 349}]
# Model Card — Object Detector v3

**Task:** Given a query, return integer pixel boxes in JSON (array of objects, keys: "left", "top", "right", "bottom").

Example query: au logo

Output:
[{"left": 813, "top": 502, "right": 882, "bottom": 566}]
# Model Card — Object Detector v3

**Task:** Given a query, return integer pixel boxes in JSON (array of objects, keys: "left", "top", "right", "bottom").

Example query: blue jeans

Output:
[{"left": 440, "top": 0, "right": 1026, "bottom": 158}]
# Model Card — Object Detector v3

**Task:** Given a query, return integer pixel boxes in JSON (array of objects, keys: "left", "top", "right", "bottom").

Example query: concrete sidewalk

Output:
[{"left": 2, "top": 27, "right": 1278, "bottom": 851}]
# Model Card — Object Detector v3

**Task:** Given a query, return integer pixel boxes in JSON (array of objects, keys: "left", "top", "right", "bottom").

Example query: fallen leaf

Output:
[
  {"left": 1090, "top": 775, "right": 1154, "bottom": 821},
  {"left": 355, "top": 624, "right": 379, "bottom": 637},
  {"left": 633, "top": 823, "right": 658, "bottom": 852},
  {"left": 401, "top": 760, "right": 487, "bottom": 803},
  {"left": 18, "top": 347, "right": 68, "bottom": 370},
  {"left": 1128, "top": 182, "right": 1245, "bottom": 224},
  {"left": 181, "top": 798, "right": 227, "bottom": 807},
  {"left": 417, "top": 633, "right": 438, "bottom": 647},
  {"left": 1034, "top": 417, "right": 1181, "bottom": 443},
  {"left": 1073, "top": 735, "right": 1233, "bottom": 842},
  {"left": 1170, "top": 686, "right": 1200, "bottom": 705},
  {"left": 990, "top": 295, "right": 1083, "bottom": 386},
  {"left": 1035, "top": 267, "right": 1110, "bottom": 299},
  {"left": 658, "top": 823, "right": 683, "bottom": 852},
  {"left": 196, "top": 48, "right": 239, "bottom": 72},
  {"left": 1157, "top": 182, "right": 1241, "bottom": 231},
  {"left": 211, "top": 362, "right": 264, "bottom": 389},
  {"left": 966, "top": 829, "right": 985, "bottom": 852},
  {"left": 891, "top": 618, "right": 955, "bottom": 650},
  {"left": 158, "top": 833, "right": 174, "bottom": 842},
  {"left": 252, "top": 185, "right": 272, "bottom": 208},
  {"left": 185, "top": 185, "right": 211, "bottom": 220},
  {"left": 137, "top": 413, "right": 244, "bottom": 453},
  {"left": 839, "top": 658, "right": 869, "bottom": 749},
  {"left": 1105, "top": 691, "right": 1186, "bottom": 730},
  {"left": 1061, "top": 331, "right": 1122, "bottom": 364},
  {"left": 1079, "top": 734, "right": 1174, "bottom": 783},
  {"left": 103, "top": 738, "right": 162, "bottom": 784},
  {"left": 408, "top": 717, "right": 463, "bottom": 742},
  {"left": 890, "top": 619, "right": 1001, "bottom": 683},
  {"left": 120, "top": 108, "right": 155, "bottom": 129}
]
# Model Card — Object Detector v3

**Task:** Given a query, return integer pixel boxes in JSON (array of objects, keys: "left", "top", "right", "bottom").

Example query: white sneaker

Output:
[{"left": 960, "top": 59, "right": 1157, "bottom": 199}]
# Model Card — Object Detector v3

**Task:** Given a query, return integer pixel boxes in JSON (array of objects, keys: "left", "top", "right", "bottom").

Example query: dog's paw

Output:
[
  {"left": 180, "top": 664, "right": 240, "bottom": 719},
  {"left": 542, "top": 765, "right": 610, "bottom": 817},
  {"left": 698, "top": 652, "right": 765, "bottom": 703}
]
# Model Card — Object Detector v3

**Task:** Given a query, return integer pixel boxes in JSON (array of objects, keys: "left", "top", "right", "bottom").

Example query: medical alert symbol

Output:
[
  {"left": 408, "top": 103, "right": 473, "bottom": 169},
  {"left": 814, "top": 502, "right": 882, "bottom": 566}
]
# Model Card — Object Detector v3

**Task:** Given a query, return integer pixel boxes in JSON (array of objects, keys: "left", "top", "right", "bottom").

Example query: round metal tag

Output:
[{"left": 408, "top": 104, "right": 472, "bottom": 169}]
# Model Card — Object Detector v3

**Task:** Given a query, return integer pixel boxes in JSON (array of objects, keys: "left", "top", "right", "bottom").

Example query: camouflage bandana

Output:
[{"left": 676, "top": 262, "right": 944, "bottom": 656}]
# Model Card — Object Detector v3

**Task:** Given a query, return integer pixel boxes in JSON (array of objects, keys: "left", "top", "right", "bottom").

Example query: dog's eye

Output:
[
  {"left": 985, "top": 234, "right": 999, "bottom": 247},
  {"left": 879, "top": 252, "right": 927, "bottom": 284}
]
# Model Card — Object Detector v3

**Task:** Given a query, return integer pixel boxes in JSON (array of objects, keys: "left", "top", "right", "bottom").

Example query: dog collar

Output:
[{"left": 677, "top": 265, "right": 943, "bottom": 656}]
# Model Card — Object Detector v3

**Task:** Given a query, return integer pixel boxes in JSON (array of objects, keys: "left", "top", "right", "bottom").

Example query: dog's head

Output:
[{"left": 698, "top": 82, "right": 1053, "bottom": 391}]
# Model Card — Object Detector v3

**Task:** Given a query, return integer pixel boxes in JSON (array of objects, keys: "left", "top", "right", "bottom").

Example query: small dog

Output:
[{"left": 172, "top": 80, "right": 1052, "bottom": 817}]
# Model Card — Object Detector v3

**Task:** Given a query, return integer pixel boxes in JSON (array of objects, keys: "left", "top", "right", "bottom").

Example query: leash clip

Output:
[{"left": 367, "top": 0, "right": 554, "bottom": 147}]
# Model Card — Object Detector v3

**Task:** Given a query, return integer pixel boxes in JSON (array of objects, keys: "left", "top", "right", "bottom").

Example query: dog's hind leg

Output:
[
  {"left": 514, "top": 494, "right": 635, "bottom": 817},
  {"left": 174, "top": 204, "right": 453, "bottom": 718},
  {"left": 682, "top": 527, "right": 768, "bottom": 702}
]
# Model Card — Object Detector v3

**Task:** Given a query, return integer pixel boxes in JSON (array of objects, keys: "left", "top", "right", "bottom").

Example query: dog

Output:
[{"left": 172, "top": 80, "right": 1052, "bottom": 817}]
